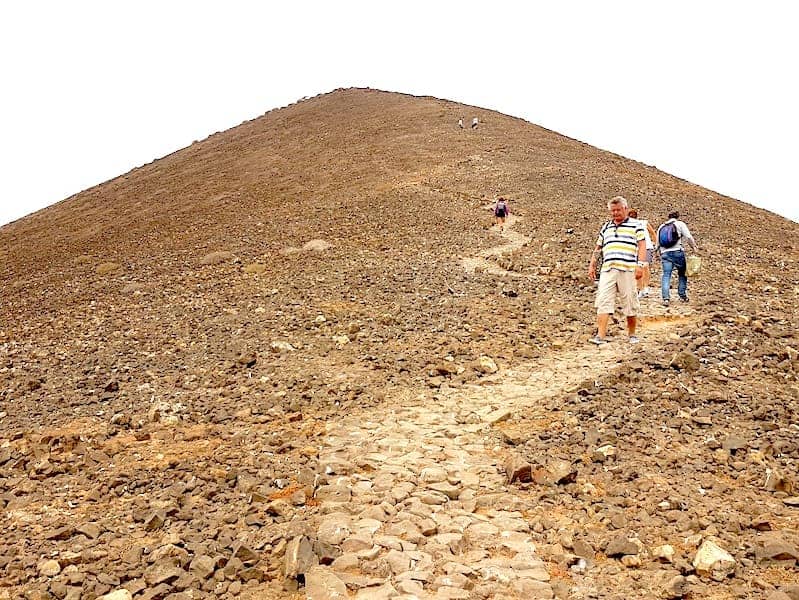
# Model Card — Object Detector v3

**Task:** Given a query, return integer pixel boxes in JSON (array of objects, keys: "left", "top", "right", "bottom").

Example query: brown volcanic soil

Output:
[{"left": 1, "top": 88, "right": 798, "bottom": 599}]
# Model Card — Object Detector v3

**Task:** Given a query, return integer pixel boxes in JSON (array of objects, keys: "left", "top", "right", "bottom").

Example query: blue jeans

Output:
[{"left": 661, "top": 250, "right": 687, "bottom": 300}]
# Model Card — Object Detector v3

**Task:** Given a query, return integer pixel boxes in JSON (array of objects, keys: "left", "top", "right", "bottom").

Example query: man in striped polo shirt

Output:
[{"left": 587, "top": 196, "right": 647, "bottom": 345}]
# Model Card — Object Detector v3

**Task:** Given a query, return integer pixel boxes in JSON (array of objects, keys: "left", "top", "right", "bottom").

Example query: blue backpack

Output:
[{"left": 658, "top": 221, "right": 680, "bottom": 248}]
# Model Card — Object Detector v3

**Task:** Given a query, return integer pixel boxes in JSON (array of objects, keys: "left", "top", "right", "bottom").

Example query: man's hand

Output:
[
  {"left": 588, "top": 263, "right": 596, "bottom": 280},
  {"left": 635, "top": 265, "right": 644, "bottom": 280}
]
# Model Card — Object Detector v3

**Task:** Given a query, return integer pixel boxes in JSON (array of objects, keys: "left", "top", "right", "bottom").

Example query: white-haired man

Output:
[{"left": 587, "top": 196, "right": 647, "bottom": 344}]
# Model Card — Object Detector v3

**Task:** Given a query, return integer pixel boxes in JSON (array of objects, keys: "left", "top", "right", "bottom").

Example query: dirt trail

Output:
[
  {"left": 302, "top": 212, "right": 695, "bottom": 599},
  {"left": 461, "top": 212, "right": 529, "bottom": 276}
]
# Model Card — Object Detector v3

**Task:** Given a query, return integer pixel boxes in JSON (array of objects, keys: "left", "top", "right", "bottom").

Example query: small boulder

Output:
[
  {"left": 97, "top": 591, "right": 133, "bottom": 600},
  {"left": 302, "top": 239, "right": 332, "bottom": 252},
  {"left": 505, "top": 457, "right": 532, "bottom": 484},
  {"left": 96, "top": 262, "right": 122, "bottom": 275},
  {"left": 474, "top": 356, "right": 498, "bottom": 374},
  {"left": 38, "top": 559, "right": 61, "bottom": 577},
  {"left": 200, "top": 251, "right": 234, "bottom": 265},
  {"left": 663, "top": 575, "right": 690, "bottom": 599},
  {"left": 305, "top": 567, "right": 348, "bottom": 599},
  {"left": 670, "top": 351, "right": 701, "bottom": 371},
  {"left": 693, "top": 540, "right": 736, "bottom": 581},
  {"left": 605, "top": 536, "right": 639, "bottom": 558}
]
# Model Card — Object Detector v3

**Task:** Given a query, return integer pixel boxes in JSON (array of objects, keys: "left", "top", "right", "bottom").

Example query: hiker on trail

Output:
[
  {"left": 587, "top": 196, "right": 647, "bottom": 345},
  {"left": 494, "top": 197, "right": 509, "bottom": 232},
  {"left": 471, "top": 117, "right": 479, "bottom": 129},
  {"left": 656, "top": 211, "right": 699, "bottom": 306},
  {"left": 628, "top": 208, "right": 657, "bottom": 298},
  {"left": 458, "top": 118, "right": 464, "bottom": 129}
]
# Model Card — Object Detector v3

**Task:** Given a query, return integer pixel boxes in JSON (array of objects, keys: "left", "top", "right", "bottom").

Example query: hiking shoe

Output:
[
  {"left": 679, "top": 295, "right": 689, "bottom": 302},
  {"left": 662, "top": 298, "right": 670, "bottom": 306},
  {"left": 589, "top": 336, "right": 608, "bottom": 345},
  {"left": 629, "top": 335, "right": 640, "bottom": 344}
]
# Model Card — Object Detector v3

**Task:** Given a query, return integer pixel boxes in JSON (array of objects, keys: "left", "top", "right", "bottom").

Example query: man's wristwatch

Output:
[{"left": 637, "top": 261, "right": 649, "bottom": 267}]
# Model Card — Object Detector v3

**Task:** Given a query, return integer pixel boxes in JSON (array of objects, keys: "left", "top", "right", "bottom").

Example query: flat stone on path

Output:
[
  {"left": 484, "top": 408, "right": 512, "bottom": 424},
  {"left": 305, "top": 566, "right": 348, "bottom": 599}
]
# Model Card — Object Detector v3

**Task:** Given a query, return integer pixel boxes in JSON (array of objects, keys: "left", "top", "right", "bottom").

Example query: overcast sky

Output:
[{"left": 1, "top": 1, "right": 797, "bottom": 227}]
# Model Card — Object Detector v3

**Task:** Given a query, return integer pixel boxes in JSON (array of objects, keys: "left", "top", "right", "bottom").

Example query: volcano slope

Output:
[{"left": 1, "top": 88, "right": 798, "bottom": 600}]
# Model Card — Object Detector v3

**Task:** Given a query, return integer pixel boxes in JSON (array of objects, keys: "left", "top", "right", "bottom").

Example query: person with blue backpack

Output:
[{"left": 656, "top": 211, "right": 699, "bottom": 306}]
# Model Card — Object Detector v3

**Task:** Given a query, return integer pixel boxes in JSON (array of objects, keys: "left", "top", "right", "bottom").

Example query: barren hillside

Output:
[{"left": 1, "top": 88, "right": 797, "bottom": 600}]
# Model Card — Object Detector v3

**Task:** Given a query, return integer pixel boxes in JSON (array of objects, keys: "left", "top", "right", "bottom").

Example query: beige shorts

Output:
[{"left": 595, "top": 269, "right": 640, "bottom": 316}]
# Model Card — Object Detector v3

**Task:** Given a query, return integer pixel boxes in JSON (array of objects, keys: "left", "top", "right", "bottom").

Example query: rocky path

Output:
[
  {"left": 461, "top": 213, "right": 529, "bottom": 277},
  {"left": 296, "top": 216, "right": 692, "bottom": 599}
]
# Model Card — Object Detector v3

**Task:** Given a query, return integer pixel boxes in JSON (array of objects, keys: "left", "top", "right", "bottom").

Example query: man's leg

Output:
[
  {"left": 594, "top": 271, "right": 615, "bottom": 341},
  {"left": 619, "top": 270, "right": 640, "bottom": 338},
  {"left": 597, "top": 313, "right": 611, "bottom": 338},
  {"left": 661, "top": 255, "right": 673, "bottom": 301},
  {"left": 627, "top": 316, "right": 637, "bottom": 336}
]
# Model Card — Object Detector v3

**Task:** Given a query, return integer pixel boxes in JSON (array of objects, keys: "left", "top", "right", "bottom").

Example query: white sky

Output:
[{"left": 1, "top": 1, "right": 797, "bottom": 227}]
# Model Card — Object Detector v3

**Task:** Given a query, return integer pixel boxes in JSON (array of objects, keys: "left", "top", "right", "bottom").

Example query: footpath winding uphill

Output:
[{"left": 285, "top": 216, "right": 699, "bottom": 600}]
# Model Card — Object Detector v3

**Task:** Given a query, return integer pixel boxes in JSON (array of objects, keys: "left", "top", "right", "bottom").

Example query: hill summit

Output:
[{"left": 1, "top": 88, "right": 798, "bottom": 599}]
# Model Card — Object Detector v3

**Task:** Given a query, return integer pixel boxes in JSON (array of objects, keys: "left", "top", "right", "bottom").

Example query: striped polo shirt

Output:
[{"left": 596, "top": 217, "right": 645, "bottom": 272}]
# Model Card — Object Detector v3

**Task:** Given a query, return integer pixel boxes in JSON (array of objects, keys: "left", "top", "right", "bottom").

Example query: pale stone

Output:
[
  {"left": 427, "top": 481, "right": 462, "bottom": 500},
  {"left": 97, "top": 592, "right": 133, "bottom": 600},
  {"left": 374, "top": 534, "right": 404, "bottom": 550},
  {"left": 270, "top": 340, "right": 295, "bottom": 353},
  {"left": 342, "top": 533, "right": 374, "bottom": 553},
  {"left": 285, "top": 536, "right": 318, "bottom": 579},
  {"left": 621, "top": 554, "right": 642, "bottom": 568},
  {"left": 693, "top": 540, "right": 736, "bottom": 581},
  {"left": 385, "top": 520, "right": 424, "bottom": 544},
  {"left": 302, "top": 239, "right": 332, "bottom": 252},
  {"left": 330, "top": 554, "right": 360, "bottom": 572},
  {"left": 493, "top": 516, "right": 531, "bottom": 533},
  {"left": 420, "top": 466, "right": 449, "bottom": 483},
  {"left": 464, "top": 521, "right": 501, "bottom": 547},
  {"left": 512, "top": 578, "right": 554, "bottom": 599},
  {"left": 189, "top": 555, "right": 216, "bottom": 579},
  {"left": 354, "top": 583, "right": 398, "bottom": 599},
  {"left": 418, "top": 517, "right": 438, "bottom": 536},
  {"left": 484, "top": 408, "right": 512, "bottom": 424},
  {"left": 385, "top": 549, "right": 412, "bottom": 575},
  {"left": 396, "top": 578, "right": 425, "bottom": 595},
  {"left": 434, "top": 572, "right": 472, "bottom": 590},
  {"left": 499, "top": 531, "right": 536, "bottom": 555},
  {"left": 315, "top": 485, "right": 352, "bottom": 503},
  {"left": 415, "top": 490, "right": 449, "bottom": 505},
  {"left": 430, "top": 533, "right": 465, "bottom": 555},
  {"left": 318, "top": 515, "right": 353, "bottom": 546},
  {"left": 435, "top": 586, "right": 471, "bottom": 599},
  {"left": 355, "top": 518, "right": 383, "bottom": 534},
  {"left": 652, "top": 544, "right": 676, "bottom": 563},
  {"left": 305, "top": 567, "right": 348, "bottom": 600},
  {"left": 475, "top": 356, "right": 498, "bottom": 374},
  {"left": 38, "top": 559, "right": 61, "bottom": 577},
  {"left": 396, "top": 569, "right": 434, "bottom": 583},
  {"left": 355, "top": 545, "right": 381, "bottom": 560}
]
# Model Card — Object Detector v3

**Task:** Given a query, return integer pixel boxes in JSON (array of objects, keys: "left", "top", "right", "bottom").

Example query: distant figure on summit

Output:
[
  {"left": 588, "top": 196, "right": 647, "bottom": 345},
  {"left": 471, "top": 117, "right": 479, "bottom": 129},
  {"left": 458, "top": 118, "right": 464, "bottom": 129}
]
